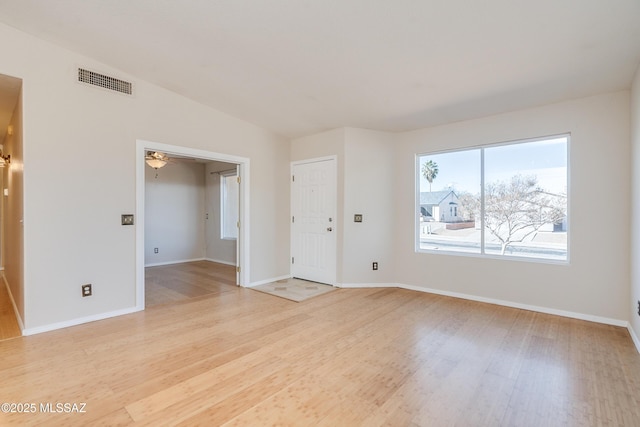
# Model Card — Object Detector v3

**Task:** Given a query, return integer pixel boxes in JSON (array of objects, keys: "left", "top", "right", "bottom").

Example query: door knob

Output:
[{"left": 327, "top": 227, "right": 333, "bottom": 232}]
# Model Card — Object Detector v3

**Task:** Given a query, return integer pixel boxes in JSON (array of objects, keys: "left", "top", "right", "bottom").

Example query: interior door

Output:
[{"left": 291, "top": 158, "right": 337, "bottom": 285}]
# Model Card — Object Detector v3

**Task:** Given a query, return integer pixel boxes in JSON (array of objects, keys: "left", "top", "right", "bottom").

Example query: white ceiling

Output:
[{"left": 0, "top": 0, "right": 639, "bottom": 138}]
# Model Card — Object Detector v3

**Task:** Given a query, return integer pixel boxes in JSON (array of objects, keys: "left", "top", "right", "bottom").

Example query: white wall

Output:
[
  {"left": 630, "top": 65, "right": 640, "bottom": 338},
  {"left": 205, "top": 161, "right": 237, "bottom": 265},
  {"left": 290, "top": 127, "right": 396, "bottom": 286},
  {"left": 0, "top": 23, "right": 290, "bottom": 331},
  {"left": 395, "top": 92, "right": 630, "bottom": 322},
  {"left": 342, "top": 128, "right": 395, "bottom": 285},
  {"left": 144, "top": 160, "right": 206, "bottom": 266}
]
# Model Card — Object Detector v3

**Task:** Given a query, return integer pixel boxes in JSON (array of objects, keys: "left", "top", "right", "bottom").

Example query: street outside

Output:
[{"left": 419, "top": 221, "right": 567, "bottom": 260}]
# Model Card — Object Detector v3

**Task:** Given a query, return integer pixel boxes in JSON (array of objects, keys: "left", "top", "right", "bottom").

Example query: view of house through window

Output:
[
  {"left": 417, "top": 135, "right": 568, "bottom": 261},
  {"left": 221, "top": 171, "right": 239, "bottom": 240}
]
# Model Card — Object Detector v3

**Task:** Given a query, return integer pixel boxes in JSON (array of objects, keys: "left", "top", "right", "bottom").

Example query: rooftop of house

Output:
[{"left": 420, "top": 190, "right": 457, "bottom": 205}]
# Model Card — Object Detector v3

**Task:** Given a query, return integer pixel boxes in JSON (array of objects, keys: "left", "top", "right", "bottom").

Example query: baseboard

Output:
[
  {"left": 400, "top": 283, "right": 627, "bottom": 327},
  {"left": 145, "top": 257, "right": 206, "bottom": 268},
  {"left": 22, "top": 306, "right": 143, "bottom": 336},
  {"left": 247, "top": 275, "right": 292, "bottom": 288},
  {"left": 2, "top": 275, "right": 24, "bottom": 333},
  {"left": 341, "top": 281, "right": 627, "bottom": 328},
  {"left": 628, "top": 324, "right": 640, "bottom": 354},
  {"left": 204, "top": 258, "right": 236, "bottom": 266},
  {"left": 339, "top": 282, "right": 399, "bottom": 289}
]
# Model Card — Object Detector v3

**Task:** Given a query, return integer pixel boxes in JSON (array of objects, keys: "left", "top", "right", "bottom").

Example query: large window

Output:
[{"left": 417, "top": 135, "right": 568, "bottom": 262}]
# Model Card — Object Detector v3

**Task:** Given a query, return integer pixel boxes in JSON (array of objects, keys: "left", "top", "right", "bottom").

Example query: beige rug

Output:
[{"left": 250, "top": 278, "right": 337, "bottom": 302}]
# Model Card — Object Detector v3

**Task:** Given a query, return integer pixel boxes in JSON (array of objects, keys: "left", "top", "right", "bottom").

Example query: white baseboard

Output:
[
  {"left": 145, "top": 257, "right": 206, "bottom": 268},
  {"left": 341, "top": 281, "right": 627, "bottom": 328},
  {"left": 339, "top": 282, "right": 399, "bottom": 289},
  {"left": 204, "top": 258, "right": 236, "bottom": 266},
  {"left": 247, "top": 274, "right": 292, "bottom": 288},
  {"left": 628, "top": 325, "right": 640, "bottom": 354},
  {"left": 401, "top": 283, "right": 627, "bottom": 327},
  {"left": 2, "top": 275, "right": 24, "bottom": 333},
  {"left": 22, "top": 306, "right": 143, "bottom": 336}
]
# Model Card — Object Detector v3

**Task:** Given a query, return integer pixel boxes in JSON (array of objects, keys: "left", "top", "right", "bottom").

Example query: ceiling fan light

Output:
[
  {"left": 145, "top": 158, "right": 167, "bottom": 169},
  {"left": 0, "top": 152, "right": 9, "bottom": 167},
  {"left": 145, "top": 151, "right": 169, "bottom": 169}
]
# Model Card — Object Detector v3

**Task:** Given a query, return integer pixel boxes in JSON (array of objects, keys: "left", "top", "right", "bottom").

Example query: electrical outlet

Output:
[
  {"left": 82, "top": 284, "right": 92, "bottom": 297},
  {"left": 373, "top": 262, "right": 378, "bottom": 270},
  {"left": 637, "top": 300, "right": 640, "bottom": 317},
  {"left": 121, "top": 214, "right": 134, "bottom": 225},
  {"left": 154, "top": 247, "right": 159, "bottom": 254}
]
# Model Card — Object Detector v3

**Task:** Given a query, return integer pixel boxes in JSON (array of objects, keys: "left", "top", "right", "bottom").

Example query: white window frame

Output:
[
  {"left": 220, "top": 170, "right": 239, "bottom": 240},
  {"left": 415, "top": 134, "right": 569, "bottom": 264}
]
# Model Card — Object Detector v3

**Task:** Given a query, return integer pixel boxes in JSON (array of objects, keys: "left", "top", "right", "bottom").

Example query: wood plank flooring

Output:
[
  {"left": 0, "top": 274, "right": 21, "bottom": 341},
  {"left": 145, "top": 261, "right": 237, "bottom": 307},
  {"left": 1, "top": 261, "right": 640, "bottom": 425}
]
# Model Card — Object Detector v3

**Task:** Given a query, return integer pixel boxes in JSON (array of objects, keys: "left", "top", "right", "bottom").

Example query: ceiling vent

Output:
[{"left": 77, "top": 68, "right": 132, "bottom": 95}]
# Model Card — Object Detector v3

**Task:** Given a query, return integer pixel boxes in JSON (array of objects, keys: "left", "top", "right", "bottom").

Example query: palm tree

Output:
[{"left": 421, "top": 160, "right": 439, "bottom": 192}]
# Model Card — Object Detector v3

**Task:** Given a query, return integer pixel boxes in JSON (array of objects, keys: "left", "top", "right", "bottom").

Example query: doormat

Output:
[{"left": 250, "top": 278, "right": 337, "bottom": 302}]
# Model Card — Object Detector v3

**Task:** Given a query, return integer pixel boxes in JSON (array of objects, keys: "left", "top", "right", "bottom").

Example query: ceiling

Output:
[{"left": 0, "top": 1, "right": 639, "bottom": 139}]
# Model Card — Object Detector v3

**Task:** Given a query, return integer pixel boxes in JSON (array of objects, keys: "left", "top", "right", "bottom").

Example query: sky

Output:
[{"left": 418, "top": 136, "right": 567, "bottom": 195}]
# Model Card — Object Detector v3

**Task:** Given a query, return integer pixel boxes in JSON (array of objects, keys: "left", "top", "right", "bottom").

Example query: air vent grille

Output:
[{"left": 78, "top": 68, "right": 132, "bottom": 95}]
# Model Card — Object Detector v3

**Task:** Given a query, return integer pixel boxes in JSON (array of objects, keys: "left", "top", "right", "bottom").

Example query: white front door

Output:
[{"left": 291, "top": 158, "right": 337, "bottom": 285}]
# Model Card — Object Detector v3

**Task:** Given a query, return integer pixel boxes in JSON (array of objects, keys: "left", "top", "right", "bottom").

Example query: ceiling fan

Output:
[{"left": 145, "top": 151, "right": 170, "bottom": 169}]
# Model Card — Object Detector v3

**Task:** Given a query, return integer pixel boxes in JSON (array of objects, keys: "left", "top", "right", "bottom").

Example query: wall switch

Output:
[
  {"left": 372, "top": 262, "right": 378, "bottom": 270},
  {"left": 82, "top": 284, "right": 92, "bottom": 297},
  {"left": 121, "top": 214, "right": 134, "bottom": 225}
]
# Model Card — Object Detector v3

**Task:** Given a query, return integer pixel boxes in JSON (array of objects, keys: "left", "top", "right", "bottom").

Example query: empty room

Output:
[{"left": 1, "top": 1, "right": 640, "bottom": 425}]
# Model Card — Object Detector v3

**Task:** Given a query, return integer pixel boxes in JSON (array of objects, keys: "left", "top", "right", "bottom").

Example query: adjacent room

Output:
[
  {"left": 143, "top": 153, "right": 239, "bottom": 307},
  {"left": 1, "top": 1, "right": 640, "bottom": 425}
]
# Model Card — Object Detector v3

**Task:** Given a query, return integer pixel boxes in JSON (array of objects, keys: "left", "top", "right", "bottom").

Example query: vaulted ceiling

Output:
[{"left": 0, "top": 0, "right": 639, "bottom": 138}]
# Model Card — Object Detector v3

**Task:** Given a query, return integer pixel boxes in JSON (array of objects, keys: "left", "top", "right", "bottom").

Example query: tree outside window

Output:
[{"left": 417, "top": 135, "right": 568, "bottom": 262}]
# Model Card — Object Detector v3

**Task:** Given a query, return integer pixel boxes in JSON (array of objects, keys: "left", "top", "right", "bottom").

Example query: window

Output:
[
  {"left": 221, "top": 171, "right": 239, "bottom": 240},
  {"left": 417, "top": 135, "right": 568, "bottom": 262}
]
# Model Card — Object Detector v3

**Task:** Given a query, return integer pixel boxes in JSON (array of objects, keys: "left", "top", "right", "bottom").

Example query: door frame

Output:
[
  {"left": 290, "top": 155, "right": 338, "bottom": 286},
  {"left": 135, "top": 139, "right": 250, "bottom": 310}
]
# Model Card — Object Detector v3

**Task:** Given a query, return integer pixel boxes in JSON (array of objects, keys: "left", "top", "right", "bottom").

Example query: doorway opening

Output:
[
  {"left": 0, "top": 72, "right": 23, "bottom": 338},
  {"left": 136, "top": 140, "right": 250, "bottom": 310}
]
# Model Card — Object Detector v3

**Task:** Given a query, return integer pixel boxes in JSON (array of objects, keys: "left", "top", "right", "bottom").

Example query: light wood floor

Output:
[
  {"left": 1, "top": 262, "right": 640, "bottom": 426},
  {"left": 145, "top": 261, "right": 237, "bottom": 307},
  {"left": 0, "top": 275, "right": 21, "bottom": 341}
]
